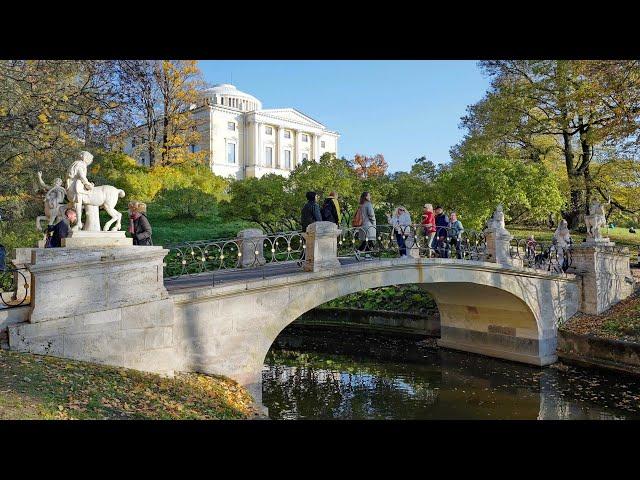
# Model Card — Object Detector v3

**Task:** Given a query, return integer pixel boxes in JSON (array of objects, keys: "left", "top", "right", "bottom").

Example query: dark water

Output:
[{"left": 262, "top": 325, "right": 640, "bottom": 420}]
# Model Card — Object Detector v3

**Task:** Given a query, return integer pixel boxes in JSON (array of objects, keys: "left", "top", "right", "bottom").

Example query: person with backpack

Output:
[
  {"left": 353, "top": 191, "right": 376, "bottom": 258},
  {"left": 321, "top": 191, "right": 341, "bottom": 226},
  {"left": 128, "top": 201, "right": 153, "bottom": 246},
  {"left": 301, "top": 191, "right": 322, "bottom": 231}
]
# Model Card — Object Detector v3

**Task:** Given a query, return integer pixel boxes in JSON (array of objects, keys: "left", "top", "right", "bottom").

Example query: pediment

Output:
[{"left": 256, "top": 108, "right": 326, "bottom": 129}]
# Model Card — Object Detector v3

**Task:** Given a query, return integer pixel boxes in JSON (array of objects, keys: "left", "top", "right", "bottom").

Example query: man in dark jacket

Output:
[
  {"left": 433, "top": 206, "right": 450, "bottom": 257},
  {"left": 301, "top": 191, "right": 322, "bottom": 231},
  {"left": 47, "top": 208, "right": 77, "bottom": 248},
  {"left": 320, "top": 192, "right": 340, "bottom": 225}
]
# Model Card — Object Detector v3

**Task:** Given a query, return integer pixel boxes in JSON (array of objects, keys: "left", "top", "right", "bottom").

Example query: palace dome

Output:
[{"left": 201, "top": 83, "right": 262, "bottom": 111}]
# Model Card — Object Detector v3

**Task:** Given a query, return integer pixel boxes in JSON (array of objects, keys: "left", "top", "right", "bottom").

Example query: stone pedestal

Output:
[
  {"left": 569, "top": 243, "right": 635, "bottom": 315},
  {"left": 303, "top": 221, "right": 341, "bottom": 272},
  {"left": 237, "top": 228, "right": 266, "bottom": 268},
  {"left": 483, "top": 227, "right": 513, "bottom": 267},
  {"left": 83, "top": 205, "right": 101, "bottom": 232},
  {"left": 8, "top": 246, "right": 175, "bottom": 375},
  {"left": 62, "top": 230, "right": 133, "bottom": 248}
]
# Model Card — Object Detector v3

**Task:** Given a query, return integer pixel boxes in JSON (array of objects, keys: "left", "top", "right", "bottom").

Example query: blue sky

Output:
[{"left": 199, "top": 61, "right": 491, "bottom": 173}]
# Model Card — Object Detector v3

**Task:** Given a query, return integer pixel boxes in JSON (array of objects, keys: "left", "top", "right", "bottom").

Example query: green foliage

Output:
[
  {"left": 0, "top": 219, "right": 42, "bottom": 261},
  {"left": 433, "top": 154, "right": 564, "bottom": 229},
  {"left": 154, "top": 188, "right": 219, "bottom": 219},
  {"left": 219, "top": 174, "right": 295, "bottom": 233},
  {"left": 323, "top": 285, "right": 437, "bottom": 314}
]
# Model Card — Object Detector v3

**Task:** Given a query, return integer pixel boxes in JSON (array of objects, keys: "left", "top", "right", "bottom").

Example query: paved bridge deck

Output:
[{"left": 164, "top": 257, "right": 359, "bottom": 292}]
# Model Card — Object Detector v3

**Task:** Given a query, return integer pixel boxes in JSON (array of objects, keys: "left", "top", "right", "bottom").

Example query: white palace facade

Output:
[{"left": 122, "top": 83, "right": 339, "bottom": 179}]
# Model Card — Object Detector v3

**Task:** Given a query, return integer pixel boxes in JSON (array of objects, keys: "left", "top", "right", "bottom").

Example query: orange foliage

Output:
[{"left": 353, "top": 154, "right": 388, "bottom": 179}]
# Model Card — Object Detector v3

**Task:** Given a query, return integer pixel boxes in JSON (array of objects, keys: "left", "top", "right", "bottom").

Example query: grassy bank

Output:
[
  {"left": 0, "top": 349, "right": 256, "bottom": 420},
  {"left": 508, "top": 226, "right": 640, "bottom": 251}
]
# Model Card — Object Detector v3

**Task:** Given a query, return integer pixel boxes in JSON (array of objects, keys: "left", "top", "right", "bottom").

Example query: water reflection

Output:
[{"left": 262, "top": 326, "right": 640, "bottom": 420}]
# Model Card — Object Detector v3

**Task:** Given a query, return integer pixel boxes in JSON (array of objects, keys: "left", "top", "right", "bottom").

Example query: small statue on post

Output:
[
  {"left": 584, "top": 199, "right": 608, "bottom": 243},
  {"left": 35, "top": 171, "right": 68, "bottom": 231}
]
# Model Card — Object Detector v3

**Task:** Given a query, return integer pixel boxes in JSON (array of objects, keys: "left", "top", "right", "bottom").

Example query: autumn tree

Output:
[
  {"left": 0, "top": 60, "right": 125, "bottom": 220},
  {"left": 352, "top": 153, "right": 388, "bottom": 179},
  {"left": 155, "top": 60, "right": 205, "bottom": 167},
  {"left": 455, "top": 60, "right": 640, "bottom": 228}
]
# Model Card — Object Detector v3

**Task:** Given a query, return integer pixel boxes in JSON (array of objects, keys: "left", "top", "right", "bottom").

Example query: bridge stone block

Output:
[
  {"left": 303, "top": 221, "right": 341, "bottom": 272},
  {"left": 569, "top": 243, "right": 635, "bottom": 314}
]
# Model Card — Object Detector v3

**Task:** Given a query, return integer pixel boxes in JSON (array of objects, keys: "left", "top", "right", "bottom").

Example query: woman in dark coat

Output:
[{"left": 128, "top": 201, "right": 153, "bottom": 246}]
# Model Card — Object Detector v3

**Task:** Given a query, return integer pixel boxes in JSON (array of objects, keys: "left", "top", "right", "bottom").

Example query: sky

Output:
[{"left": 199, "top": 61, "right": 491, "bottom": 173}]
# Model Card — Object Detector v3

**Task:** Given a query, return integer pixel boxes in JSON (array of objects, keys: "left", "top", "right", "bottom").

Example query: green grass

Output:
[
  {"left": 508, "top": 225, "right": 640, "bottom": 251},
  {"left": 0, "top": 349, "right": 256, "bottom": 420}
]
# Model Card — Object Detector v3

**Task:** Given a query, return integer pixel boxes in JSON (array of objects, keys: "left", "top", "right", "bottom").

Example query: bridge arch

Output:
[{"left": 171, "top": 258, "right": 580, "bottom": 405}]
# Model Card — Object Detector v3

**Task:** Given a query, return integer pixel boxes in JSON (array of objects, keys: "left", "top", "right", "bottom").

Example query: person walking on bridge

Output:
[
  {"left": 128, "top": 201, "right": 153, "bottom": 246},
  {"left": 421, "top": 204, "right": 436, "bottom": 258},
  {"left": 387, "top": 206, "right": 412, "bottom": 258},
  {"left": 355, "top": 191, "right": 376, "bottom": 258},
  {"left": 301, "top": 191, "right": 322, "bottom": 231},
  {"left": 321, "top": 191, "right": 341, "bottom": 226}
]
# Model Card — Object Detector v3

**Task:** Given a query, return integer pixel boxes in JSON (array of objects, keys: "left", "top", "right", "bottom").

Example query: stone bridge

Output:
[{"left": 1, "top": 221, "right": 635, "bottom": 406}]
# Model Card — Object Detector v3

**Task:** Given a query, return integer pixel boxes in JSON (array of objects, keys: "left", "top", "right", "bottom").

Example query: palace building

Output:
[{"left": 122, "top": 83, "right": 339, "bottom": 179}]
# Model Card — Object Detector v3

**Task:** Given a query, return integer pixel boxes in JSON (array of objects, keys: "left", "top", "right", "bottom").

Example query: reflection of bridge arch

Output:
[{"left": 171, "top": 257, "right": 580, "bottom": 405}]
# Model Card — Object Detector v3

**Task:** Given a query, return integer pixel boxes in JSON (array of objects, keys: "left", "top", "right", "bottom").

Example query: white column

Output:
[
  {"left": 312, "top": 133, "right": 320, "bottom": 161},
  {"left": 274, "top": 125, "right": 280, "bottom": 169},
  {"left": 292, "top": 129, "right": 298, "bottom": 169},
  {"left": 253, "top": 121, "right": 261, "bottom": 167}
]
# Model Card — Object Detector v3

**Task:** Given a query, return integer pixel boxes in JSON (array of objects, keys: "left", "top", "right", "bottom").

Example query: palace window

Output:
[
  {"left": 302, "top": 134, "right": 309, "bottom": 142},
  {"left": 284, "top": 130, "right": 291, "bottom": 139},
  {"left": 302, "top": 153, "right": 309, "bottom": 161},
  {"left": 265, "top": 146, "right": 273, "bottom": 167},
  {"left": 227, "top": 142, "right": 236, "bottom": 164},
  {"left": 284, "top": 150, "right": 291, "bottom": 169},
  {"left": 265, "top": 126, "right": 273, "bottom": 135},
  {"left": 321, "top": 140, "right": 325, "bottom": 148},
  {"left": 228, "top": 122, "right": 235, "bottom": 131}
]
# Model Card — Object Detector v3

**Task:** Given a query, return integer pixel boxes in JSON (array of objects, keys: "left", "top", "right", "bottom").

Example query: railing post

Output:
[
  {"left": 303, "top": 222, "right": 341, "bottom": 272},
  {"left": 237, "top": 229, "right": 266, "bottom": 268}
]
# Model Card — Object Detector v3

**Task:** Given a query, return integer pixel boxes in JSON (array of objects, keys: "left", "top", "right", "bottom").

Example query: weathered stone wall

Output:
[
  {"left": 7, "top": 246, "right": 176, "bottom": 376},
  {"left": 569, "top": 244, "right": 635, "bottom": 315},
  {"left": 170, "top": 258, "right": 580, "bottom": 403}
]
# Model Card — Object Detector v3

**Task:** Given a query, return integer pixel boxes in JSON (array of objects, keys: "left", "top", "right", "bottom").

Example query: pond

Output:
[{"left": 262, "top": 324, "right": 640, "bottom": 420}]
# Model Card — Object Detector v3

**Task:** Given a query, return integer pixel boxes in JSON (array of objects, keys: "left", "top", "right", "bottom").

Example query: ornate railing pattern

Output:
[
  {"left": 337, "top": 224, "right": 487, "bottom": 261},
  {"left": 0, "top": 267, "right": 29, "bottom": 308},
  {"left": 163, "top": 231, "right": 305, "bottom": 280},
  {"left": 508, "top": 237, "right": 572, "bottom": 274}
]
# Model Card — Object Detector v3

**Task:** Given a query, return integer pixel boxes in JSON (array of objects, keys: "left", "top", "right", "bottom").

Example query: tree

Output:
[
  {"left": 455, "top": 60, "right": 640, "bottom": 228},
  {"left": 434, "top": 154, "right": 564, "bottom": 230},
  {"left": 0, "top": 60, "right": 126, "bottom": 220},
  {"left": 219, "top": 175, "right": 296, "bottom": 233},
  {"left": 352, "top": 153, "right": 388, "bottom": 179},
  {"left": 155, "top": 60, "right": 205, "bottom": 166},
  {"left": 288, "top": 153, "right": 359, "bottom": 222}
]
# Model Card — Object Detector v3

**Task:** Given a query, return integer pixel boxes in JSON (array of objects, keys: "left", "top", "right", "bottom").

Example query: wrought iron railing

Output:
[
  {"left": 0, "top": 267, "right": 29, "bottom": 308},
  {"left": 163, "top": 231, "right": 306, "bottom": 280},
  {"left": 337, "top": 224, "right": 487, "bottom": 261},
  {"left": 508, "top": 237, "right": 572, "bottom": 274}
]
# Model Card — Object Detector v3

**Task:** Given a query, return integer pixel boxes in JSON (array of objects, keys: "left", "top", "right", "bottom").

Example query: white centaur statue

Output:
[
  {"left": 65, "top": 150, "right": 126, "bottom": 231},
  {"left": 584, "top": 199, "right": 607, "bottom": 241},
  {"left": 35, "top": 171, "right": 68, "bottom": 231}
]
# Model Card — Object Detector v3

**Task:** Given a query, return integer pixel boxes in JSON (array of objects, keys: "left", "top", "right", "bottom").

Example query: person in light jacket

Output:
[
  {"left": 356, "top": 191, "right": 376, "bottom": 257},
  {"left": 387, "top": 206, "right": 412, "bottom": 258},
  {"left": 128, "top": 201, "right": 153, "bottom": 246}
]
